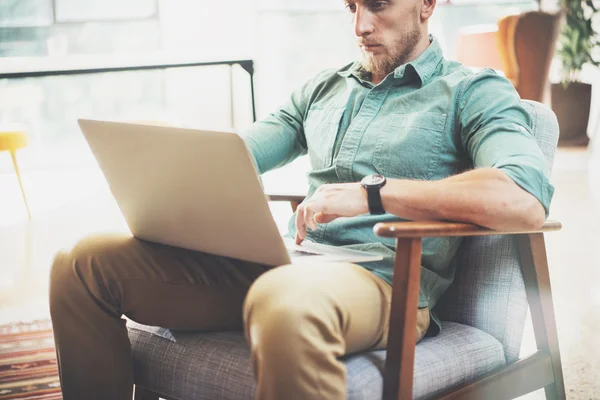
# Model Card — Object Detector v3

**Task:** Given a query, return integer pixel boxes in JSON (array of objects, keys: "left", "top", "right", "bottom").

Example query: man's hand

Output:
[{"left": 295, "top": 183, "right": 369, "bottom": 244}]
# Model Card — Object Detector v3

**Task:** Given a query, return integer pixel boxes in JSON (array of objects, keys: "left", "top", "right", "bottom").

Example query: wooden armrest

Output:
[
  {"left": 266, "top": 193, "right": 306, "bottom": 212},
  {"left": 374, "top": 220, "right": 562, "bottom": 238},
  {"left": 380, "top": 219, "right": 562, "bottom": 399},
  {"left": 266, "top": 193, "right": 306, "bottom": 203}
]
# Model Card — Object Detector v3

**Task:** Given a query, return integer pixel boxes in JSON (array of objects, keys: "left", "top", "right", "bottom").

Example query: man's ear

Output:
[{"left": 421, "top": 0, "right": 436, "bottom": 20}]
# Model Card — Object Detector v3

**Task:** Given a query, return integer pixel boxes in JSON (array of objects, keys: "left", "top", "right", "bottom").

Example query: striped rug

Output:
[{"left": 0, "top": 320, "right": 61, "bottom": 400}]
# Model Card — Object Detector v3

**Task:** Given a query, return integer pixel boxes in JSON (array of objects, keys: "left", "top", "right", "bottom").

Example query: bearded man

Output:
[{"left": 49, "top": 0, "right": 553, "bottom": 399}]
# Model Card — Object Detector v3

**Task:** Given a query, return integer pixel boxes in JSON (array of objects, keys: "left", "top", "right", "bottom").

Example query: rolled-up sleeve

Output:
[{"left": 458, "top": 70, "right": 555, "bottom": 216}]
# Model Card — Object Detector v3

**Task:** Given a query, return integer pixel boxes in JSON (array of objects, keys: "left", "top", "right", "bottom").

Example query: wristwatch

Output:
[{"left": 360, "top": 174, "right": 387, "bottom": 215}]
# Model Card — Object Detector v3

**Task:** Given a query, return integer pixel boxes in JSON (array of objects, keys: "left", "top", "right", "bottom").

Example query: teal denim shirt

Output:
[{"left": 242, "top": 37, "right": 554, "bottom": 334}]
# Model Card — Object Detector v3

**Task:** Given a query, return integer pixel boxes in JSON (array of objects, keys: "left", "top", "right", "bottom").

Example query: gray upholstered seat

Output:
[
  {"left": 127, "top": 321, "right": 505, "bottom": 400},
  {"left": 127, "top": 100, "right": 559, "bottom": 399}
]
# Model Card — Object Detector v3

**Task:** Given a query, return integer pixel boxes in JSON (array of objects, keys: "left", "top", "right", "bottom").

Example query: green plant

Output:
[{"left": 557, "top": 0, "right": 600, "bottom": 85}]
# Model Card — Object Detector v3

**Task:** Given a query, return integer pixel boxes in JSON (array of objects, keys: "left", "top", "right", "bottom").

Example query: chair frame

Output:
[{"left": 135, "top": 194, "right": 565, "bottom": 400}]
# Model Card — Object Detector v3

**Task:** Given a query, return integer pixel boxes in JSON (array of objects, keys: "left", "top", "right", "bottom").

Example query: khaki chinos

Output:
[{"left": 49, "top": 233, "right": 429, "bottom": 400}]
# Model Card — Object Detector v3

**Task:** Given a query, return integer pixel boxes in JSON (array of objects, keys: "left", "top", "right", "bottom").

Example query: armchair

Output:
[{"left": 129, "top": 100, "right": 565, "bottom": 399}]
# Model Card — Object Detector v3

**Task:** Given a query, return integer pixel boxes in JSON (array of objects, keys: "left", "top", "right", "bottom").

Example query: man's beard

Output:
[{"left": 360, "top": 25, "right": 422, "bottom": 77}]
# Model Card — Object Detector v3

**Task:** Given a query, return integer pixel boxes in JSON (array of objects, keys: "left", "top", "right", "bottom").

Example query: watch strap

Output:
[{"left": 366, "top": 186, "right": 385, "bottom": 215}]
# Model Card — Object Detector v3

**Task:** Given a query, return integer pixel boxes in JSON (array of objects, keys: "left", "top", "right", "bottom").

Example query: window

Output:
[
  {"left": 55, "top": 0, "right": 158, "bottom": 22},
  {"left": 0, "top": 0, "right": 160, "bottom": 57},
  {"left": 0, "top": 0, "right": 53, "bottom": 28}
]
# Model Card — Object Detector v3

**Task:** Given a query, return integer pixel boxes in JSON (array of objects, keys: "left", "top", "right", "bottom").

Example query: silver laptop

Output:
[{"left": 78, "top": 119, "right": 383, "bottom": 266}]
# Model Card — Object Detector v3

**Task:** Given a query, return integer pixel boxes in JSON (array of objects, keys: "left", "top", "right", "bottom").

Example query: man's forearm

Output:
[{"left": 380, "top": 168, "right": 547, "bottom": 231}]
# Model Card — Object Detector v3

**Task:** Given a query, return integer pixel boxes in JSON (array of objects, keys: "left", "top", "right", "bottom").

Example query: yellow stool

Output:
[{"left": 0, "top": 130, "right": 31, "bottom": 219}]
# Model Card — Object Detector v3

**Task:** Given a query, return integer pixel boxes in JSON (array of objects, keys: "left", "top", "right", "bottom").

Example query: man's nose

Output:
[{"left": 354, "top": 7, "right": 375, "bottom": 37}]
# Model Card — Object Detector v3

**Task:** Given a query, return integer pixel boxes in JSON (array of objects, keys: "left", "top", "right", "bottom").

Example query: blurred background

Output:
[
  {"left": 2, "top": 0, "right": 596, "bottom": 217},
  {"left": 4, "top": 0, "right": 594, "bottom": 188},
  {"left": 0, "top": 0, "right": 598, "bottom": 398}
]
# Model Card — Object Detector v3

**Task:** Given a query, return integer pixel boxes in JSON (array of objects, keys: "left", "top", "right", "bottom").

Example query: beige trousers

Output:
[{"left": 49, "top": 233, "right": 429, "bottom": 400}]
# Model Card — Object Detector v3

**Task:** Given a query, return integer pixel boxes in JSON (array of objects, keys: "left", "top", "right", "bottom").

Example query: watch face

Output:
[{"left": 362, "top": 174, "right": 385, "bottom": 186}]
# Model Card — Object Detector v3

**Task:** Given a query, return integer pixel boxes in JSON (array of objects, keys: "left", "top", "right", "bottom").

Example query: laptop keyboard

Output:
[{"left": 287, "top": 249, "right": 322, "bottom": 257}]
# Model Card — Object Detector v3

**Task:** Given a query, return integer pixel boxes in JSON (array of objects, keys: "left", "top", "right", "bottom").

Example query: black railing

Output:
[{"left": 0, "top": 56, "right": 257, "bottom": 126}]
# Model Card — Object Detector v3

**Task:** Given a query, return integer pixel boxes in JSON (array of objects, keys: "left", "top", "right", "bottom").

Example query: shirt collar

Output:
[
  {"left": 337, "top": 63, "right": 371, "bottom": 85},
  {"left": 338, "top": 35, "right": 443, "bottom": 87}
]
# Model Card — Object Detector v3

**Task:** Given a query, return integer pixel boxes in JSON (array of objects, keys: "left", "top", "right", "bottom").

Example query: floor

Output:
[{"left": 0, "top": 142, "right": 598, "bottom": 399}]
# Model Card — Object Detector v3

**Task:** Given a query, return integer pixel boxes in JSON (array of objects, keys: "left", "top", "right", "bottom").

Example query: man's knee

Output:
[
  {"left": 49, "top": 233, "right": 131, "bottom": 301},
  {"left": 68, "top": 233, "right": 132, "bottom": 261},
  {"left": 243, "top": 264, "right": 342, "bottom": 348},
  {"left": 245, "top": 264, "right": 324, "bottom": 315}
]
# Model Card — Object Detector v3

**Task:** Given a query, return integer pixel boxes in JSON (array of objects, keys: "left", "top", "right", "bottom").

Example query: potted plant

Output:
[{"left": 551, "top": 0, "right": 600, "bottom": 146}]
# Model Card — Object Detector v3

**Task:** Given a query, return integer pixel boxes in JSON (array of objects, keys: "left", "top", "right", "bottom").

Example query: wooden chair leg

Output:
[
  {"left": 517, "top": 233, "right": 566, "bottom": 400},
  {"left": 383, "top": 238, "right": 422, "bottom": 400},
  {"left": 9, "top": 150, "right": 31, "bottom": 219},
  {"left": 134, "top": 385, "right": 160, "bottom": 400},
  {"left": 290, "top": 200, "right": 300, "bottom": 213}
]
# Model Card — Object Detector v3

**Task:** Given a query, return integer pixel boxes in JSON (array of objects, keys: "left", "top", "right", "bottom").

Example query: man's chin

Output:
[
  {"left": 360, "top": 54, "right": 376, "bottom": 71},
  {"left": 360, "top": 57, "right": 383, "bottom": 74}
]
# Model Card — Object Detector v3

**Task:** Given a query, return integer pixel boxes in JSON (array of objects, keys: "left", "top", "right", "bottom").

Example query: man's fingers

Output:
[
  {"left": 295, "top": 205, "right": 306, "bottom": 243},
  {"left": 314, "top": 212, "right": 338, "bottom": 223},
  {"left": 296, "top": 200, "right": 336, "bottom": 243},
  {"left": 304, "top": 205, "right": 318, "bottom": 231}
]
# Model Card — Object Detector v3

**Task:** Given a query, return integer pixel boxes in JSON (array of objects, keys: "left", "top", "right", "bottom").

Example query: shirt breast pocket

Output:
[
  {"left": 303, "top": 106, "right": 345, "bottom": 169},
  {"left": 372, "top": 112, "right": 447, "bottom": 180}
]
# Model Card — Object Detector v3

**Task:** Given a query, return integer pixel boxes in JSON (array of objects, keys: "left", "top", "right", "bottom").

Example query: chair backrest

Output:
[
  {"left": 434, "top": 100, "right": 559, "bottom": 363},
  {"left": 497, "top": 11, "right": 563, "bottom": 103}
]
